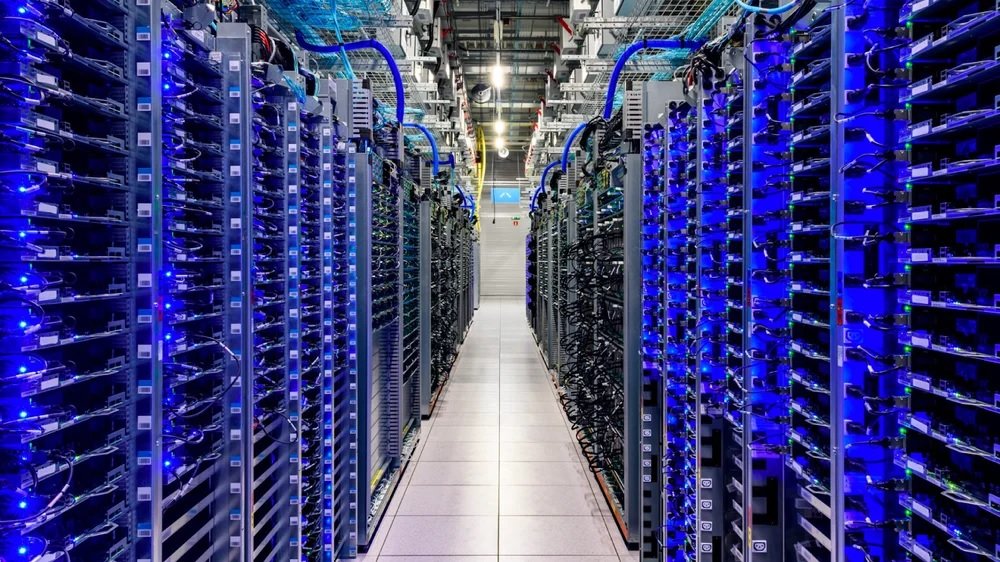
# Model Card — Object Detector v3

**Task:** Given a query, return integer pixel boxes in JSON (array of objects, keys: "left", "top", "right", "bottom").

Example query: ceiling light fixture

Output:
[
  {"left": 490, "top": 62, "right": 504, "bottom": 89},
  {"left": 493, "top": 118, "right": 506, "bottom": 134},
  {"left": 490, "top": 62, "right": 504, "bottom": 88}
]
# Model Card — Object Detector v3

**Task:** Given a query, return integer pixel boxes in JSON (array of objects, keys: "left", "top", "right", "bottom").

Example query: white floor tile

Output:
[
  {"left": 499, "top": 485, "right": 605, "bottom": 516},
  {"left": 498, "top": 516, "right": 618, "bottom": 556},
  {"left": 379, "top": 516, "right": 499, "bottom": 556},
  {"left": 396, "top": 485, "right": 499, "bottom": 515},
  {"left": 409, "top": 461, "right": 499, "bottom": 486}
]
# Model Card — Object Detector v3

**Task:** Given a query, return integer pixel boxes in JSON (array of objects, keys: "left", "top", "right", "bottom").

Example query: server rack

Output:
[
  {"left": 0, "top": 0, "right": 141, "bottom": 559},
  {"left": 426, "top": 182, "right": 474, "bottom": 413},
  {"left": 529, "top": 92, "right": 662, "bottom": 551},
  {"left": 1, "top": 2, "right": 470, "bottom": 559},
  {"left": 899, "top": 0, "right": 1000, "bottom": 559}
]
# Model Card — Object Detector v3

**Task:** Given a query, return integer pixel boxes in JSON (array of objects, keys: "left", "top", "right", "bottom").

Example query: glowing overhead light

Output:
[
  {"left": 490, "top": 63, "right": 504, "bottom": 88},
  {"left": 495, "top": 136, "right": 506, "bottom": 149},
  {"left": 493, "top": 119, "right": 506, "bottom": 134}
]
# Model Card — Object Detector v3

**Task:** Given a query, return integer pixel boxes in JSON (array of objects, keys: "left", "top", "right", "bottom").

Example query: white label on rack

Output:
[
  {"left": 38, "top": 464, "right": 57, "bottom": 478},
  {"left": 229, "top": 113, "right": 240, "bottom": 124},
  {"left": 911, "top": 500, "right": 931, "bottom": 518},
  {"left": 911, "top": 209, "right": 930, "bottom": 221},
  {"left": 137, "top": 62, "right": 151, "bottom": 76},
  {"left": 230, "top": 218, "right": 241, "bottom": 229},
  {"left": 911, "top": 334, "right": 930, "bottom": 348},
  {"left": 35, "top": 31, "right": 56, "bottom": 47},
  {"left": 230, "top": 165, "right": 241, "bottom": 177},
  {"left": 913, "top": 377, "right": 931, "bottom": 390},
  {"left": 911, "top": 36, "right": 931, "bottom": 55},
  {"left": 911, "top": 123, "right": 930, "bottom": 137},
  {"left": 912, "top": 293, "right": 930, "bottom": 305},
  {"left": 39, "top": 290, "right": 58, "bottom": 302},
  {"left": 911, "top": 82, "right": 930, "bottom": 96},
  {"left": 911, "top": 251, "right": 929, "bottom": 263},
  {"left": 138, "top": 273, "right": 152, "bottom": 288},
  {"left": 906, "top": 457, "right": 925, "bottom": 474},
  {"left": 910, "top": 417, "right": 929, "bottom": 433},
  {"left": 913, "top": 543, "right": 932, "bottom": 562},
  {"left": 190, "top": 29, "right": 205, "bottom": 43},
  {"left": 229, "top": 60, "right": 241, "bottom": 72},
  {"left": 36, "top": 160, "right": 56, "bottom": 173},
  {"left": 911, "top": 166, "right": 930, "bottom": 178},
  {"left": 288, "top": 143, "right": 298, "bottom": 153},
  {"left": 36, "top": 73, "right": 56, "bottom": 86},
  {"left": 35, "top": 118, "right": 55, "bottom": 132}
]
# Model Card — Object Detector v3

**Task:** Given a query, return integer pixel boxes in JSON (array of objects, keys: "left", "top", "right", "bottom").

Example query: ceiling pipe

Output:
[
  {"left": 602, "top": 38, "right": 705, "bottom": 119},
  {"left": 561, "top": 121, "right": 588, "bottom": 173},
  {"left": 403, "top": 122, "right": 441, "bottom": 176},
  {"left": 530, "top": 160, "right": 560, "bottom": 212},
  {"left": 295, "top": 31, "right": 405, "bottom": 123}
]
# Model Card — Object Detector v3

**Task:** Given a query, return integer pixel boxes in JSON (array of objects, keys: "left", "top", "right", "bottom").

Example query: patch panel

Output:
[
  {"left": 722, "top": 60, "right": 748, "bottom": 562},
  {"left": 743, "top": 15, "right": 792, "bottom": 562},
  {"left": 663, "top": 100, "right": 697, "bottom": 562},
  {"left": 640, "top": 122, "right": 666, "bottom": 562},
  {"left": 694, "top": 79, "right": 729, "bottom": 562}
]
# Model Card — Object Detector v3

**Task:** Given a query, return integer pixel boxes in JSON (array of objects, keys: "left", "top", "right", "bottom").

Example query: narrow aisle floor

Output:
[{"left": 359, "top": 297, "right": 638, "bottom": 561}]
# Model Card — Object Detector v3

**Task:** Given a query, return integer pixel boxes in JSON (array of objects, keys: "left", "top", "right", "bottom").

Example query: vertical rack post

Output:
[
  {"left": 419, "top": 188, "right": 432, "bottom": 418},
  {"left": 623, "top": 151, "right": 643, "bottom": 545},
  {"left": 829, "top": 6, "right": 848, "bottom": 560},
  {"left": 136, "top": 1, "right": 162, "bottom": 559},
  {"left": 217, "top": 22, "right": 251, "bottom": 562}
]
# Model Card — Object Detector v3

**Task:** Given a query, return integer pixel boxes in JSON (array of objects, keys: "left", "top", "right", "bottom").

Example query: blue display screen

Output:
[{"left": 491, "top": 187, "right": 521, "bottom": 204}]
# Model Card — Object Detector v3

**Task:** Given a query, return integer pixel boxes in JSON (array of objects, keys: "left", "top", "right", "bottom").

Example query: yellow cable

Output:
[{"left": 474, "top": 125, "right": 486, "bottom": 230}]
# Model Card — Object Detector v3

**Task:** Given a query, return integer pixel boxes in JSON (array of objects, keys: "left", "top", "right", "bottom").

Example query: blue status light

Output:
[{"left": 18, "top": 501, "right": 27, "bottom": 509}]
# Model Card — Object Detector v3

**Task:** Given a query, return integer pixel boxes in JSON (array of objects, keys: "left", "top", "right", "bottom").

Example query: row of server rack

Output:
[
  {"left": 528, "top": 0, "right": 1000, "bottom": 560},
  {"left": 0, "top": 1, "right": 478, "bottom": 561}
]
